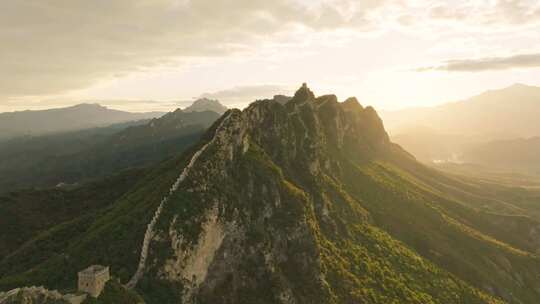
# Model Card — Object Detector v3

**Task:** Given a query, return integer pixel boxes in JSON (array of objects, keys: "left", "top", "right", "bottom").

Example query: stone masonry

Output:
[{"left": 77, "top": 265, "right": 110, "bottom": 297}]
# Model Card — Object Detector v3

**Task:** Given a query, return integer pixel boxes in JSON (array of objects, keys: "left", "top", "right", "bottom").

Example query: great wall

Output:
[{"left": 125, "top": 113, "right": 231, "bottom": 289}]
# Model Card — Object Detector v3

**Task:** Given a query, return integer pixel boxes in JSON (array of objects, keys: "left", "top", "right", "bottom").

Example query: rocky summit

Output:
[
  {"left": 183, "top": 98, "right": 228, "bottom": 115},
  {"left": 2, "top": 85, "right": 540, "bottom": 304},
  {"left": 125, "top": 84, "right": 517, "bottom": 303}
]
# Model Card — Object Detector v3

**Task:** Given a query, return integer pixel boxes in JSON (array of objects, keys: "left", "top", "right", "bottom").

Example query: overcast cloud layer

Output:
[
  {"left": 418, "top": 53, "right": 540, "bottom": 72},
  {"left": 0, "top": 0, "right": 385, "bottom": 98},
  {"left": 2, "top": 0, "right": 540, "bottom": 111}
]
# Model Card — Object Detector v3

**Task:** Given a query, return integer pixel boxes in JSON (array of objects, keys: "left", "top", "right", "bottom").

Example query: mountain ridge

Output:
[
  {"left": 382, "top": 83, "right": 540, "bottom": 138},
  {"left": 2, "top": 85, "right": 540, "bottom": 303},
  {"left": 381, "top": 83, "right": 540, "bottom": 165},
  {"left": 183, "top": 98, "right": 228, "bottom": 114},
  {"left": 0, "top": 108, "right": 220, "bottom": 192},
  {"left": 0, "top": 103, "right": 165, "bottom": 141},
  {"left": 131, "top": 84, "right": 505, "bottom": 303}
]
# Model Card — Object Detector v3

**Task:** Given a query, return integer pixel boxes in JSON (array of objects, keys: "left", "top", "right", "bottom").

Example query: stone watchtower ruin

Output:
[{"left": 77, "top": 265, "right": 110, "bottom": 297}]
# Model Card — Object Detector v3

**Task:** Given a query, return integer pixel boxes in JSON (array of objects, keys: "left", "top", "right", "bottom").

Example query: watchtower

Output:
[{"left": 77, "top": 265, "right": 110, "bottom": 297}]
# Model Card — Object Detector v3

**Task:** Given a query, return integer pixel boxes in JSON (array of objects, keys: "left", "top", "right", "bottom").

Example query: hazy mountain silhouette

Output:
[
  {"left": 462, "top": 136, "right": 540, "bottom": 174},
  {"left": 0, "top": 108, "right": 219, "bottom": 192},
  {"left": 382, "top": 84, "right": 540, "bottom": 165},
  {"left": 382, "top": 83, "right": 540, "bottom": 139},
  {"left": 0, "top": 103, "right": 165, "bottom": 141},
  {"left": 389, "top": 126, "right": 477, "bottom": 163},
  {"left": 4, "top": 85, "right": 540, "bottom": 303},
  {"left": 183, "top": 98, "right": 228, "bottom": 114}
]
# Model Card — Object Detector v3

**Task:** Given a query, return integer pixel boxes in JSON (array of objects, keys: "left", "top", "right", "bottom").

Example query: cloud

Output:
[
  {"left": 412, "top": 1, "right": 540, "bottom": 27},
  {"left": 200, "top": 84, "right": 289, "bottom": 99},
  {"left": 392, "top": 1, "right": 540, "bottom": 39},
  {"left": 0, "top": 0, "right": 388, "bottom": 98},
  {"left": 3, "top": 0, "right": 540, "bottom": 100},
  {"left": 198, "top": 84, "right": 292, "bottom": 108},
  {"left": 417, "top": 53, "right": 540, "bottom": 72}
]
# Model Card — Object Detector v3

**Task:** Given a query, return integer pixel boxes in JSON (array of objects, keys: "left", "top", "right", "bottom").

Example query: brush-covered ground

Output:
[{"left": 1, "top": 86, "right": 540, "bottom": 304}]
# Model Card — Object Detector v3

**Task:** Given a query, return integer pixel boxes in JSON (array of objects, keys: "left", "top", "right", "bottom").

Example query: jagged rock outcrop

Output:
[
  {"left": 271, "top": 95, "right": 292, "bottom": 105},
  {"left": 132, "top": 84, "right": 505, "bottom": 303},
  {"left": 0, "top": 287, "right": 85, "bottom": 304},
  {"left": 126, "top": 112, "right": 233, "bottom": 289},
  {"left": 6, "top": 84, "right": 540, "bottom": 304}
]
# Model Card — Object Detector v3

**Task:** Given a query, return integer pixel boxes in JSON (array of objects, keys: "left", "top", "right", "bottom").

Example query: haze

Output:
[
  {"left": 4, "top": 3, "right": 540, "bottom": 303},
  {"left": 2, "top": 0, "right": 540, "bottom": 112}
]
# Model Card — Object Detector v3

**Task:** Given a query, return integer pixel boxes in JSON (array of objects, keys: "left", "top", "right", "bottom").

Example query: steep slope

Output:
[
  {"left": 0, "top": 143, "right": 207, "bottom": 292},
  {"left": 183, "top": 98, "right": 228, "bottom": 114},
  {"left": 112, "top": 109, "right": 219, "bottom": 146},
  {"left": 3, "top": 85, "right": 540, "bottom": 303},
  {"left": 133, "top": 86, "right": 507, "bottom": 303},
  {"left": 0, "top": 103, "right": 164, "bottom": 141},
  {"left": 0, "top": 169, "right": 146, "bottom": 261},
  {"left": 0, "top": 109, "right": 219, "bottom": 192}
]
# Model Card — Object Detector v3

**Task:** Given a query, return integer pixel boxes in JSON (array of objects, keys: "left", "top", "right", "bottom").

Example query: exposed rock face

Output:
[
  {"left": 272, "top": 95, "right": 292, "bottom": 105},
  {"left": 127, "top": 113, "right": 232, "bottom": 289},
  {"left": 132, "top": 85, "right": 502, "bottom": 303},
  {"left": 5, "top": 86, "right": 540, "bottom": 303},
  {"left": 0, "top": 286, "right": 85, "bottom": 304},
  {"left": 162, "top": 205, "right": 229, "bottom": 302}
]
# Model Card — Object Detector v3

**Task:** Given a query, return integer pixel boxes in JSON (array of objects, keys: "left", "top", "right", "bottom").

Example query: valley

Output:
[{"left": 382, "top": 84, "right": 540, "bottom": 177}]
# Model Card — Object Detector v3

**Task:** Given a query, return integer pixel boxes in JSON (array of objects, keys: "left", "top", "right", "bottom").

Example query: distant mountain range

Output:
[
  {"left": 0, "top": 103, "right": 165, "bottom": 141},
  {"left": 183, "top": 98, "right": 228, "bottom": 114},
  {"left": 0, "top": 107, "right": 222, "bottom": 193},
  {"left": 381, "top": 84, "right": 540, "bottom": 170},
  {"left": 382, "top": 83, "right": 540, "bottom": 139},
  {"left": 461, "top": 136, "right": 540, "bottom": 175},
  {"left": 4, "top": 85, "right": 540, "bottom": 303}
]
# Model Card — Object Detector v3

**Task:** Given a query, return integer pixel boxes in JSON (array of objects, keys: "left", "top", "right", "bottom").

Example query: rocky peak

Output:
[
  {"left": 341, "top": 97, "right": 364, "bottom": 111},
  {"left": 272, "top": 94, "right": 292, "bottom": 105},
  {"left": 184, "top": 98, "right": 228, "bottom": 114},
  {"left": 290, "top": 82, "right": 316, "bottom": 104},
  {"left": 192, "top": 84, "right": 391, "bottom": 181},
  {"left": 130, "top": 84, "right": 502, "bottom": 304}
]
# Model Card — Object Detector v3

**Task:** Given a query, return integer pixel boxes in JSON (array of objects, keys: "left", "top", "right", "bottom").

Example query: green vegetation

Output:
[
  {"left": 0, "top": 169, "right": 146, "bottom": 260},
  {"left": 0, "top": 142, "right": 206, "bottom": 291},
  {"left": 82, "top": 280, "right": 143, "bottom": 304},
  {"left": 0, "top": 110, "right": 218, "bottom": 192},
  {"left": 239, "top": 140, "right": 502, "bottom": 303},
  {"left": 3, "top": 85, "right": 540, "bottom": 303}
]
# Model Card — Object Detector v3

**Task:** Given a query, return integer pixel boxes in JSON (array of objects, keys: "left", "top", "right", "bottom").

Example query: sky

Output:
[{"left": 2, "top": 0, "right": 540, "bottom": 113}]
